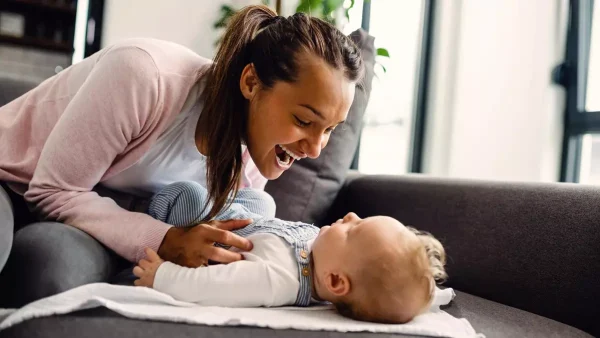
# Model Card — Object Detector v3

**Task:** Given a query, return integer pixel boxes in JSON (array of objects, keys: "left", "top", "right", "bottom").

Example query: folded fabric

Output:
[
  {"left": 0, "top": 283, "right": 483, "bottom": 337},
  {"left": 0, "top": 309, "right": 14, "bottom": 322}
]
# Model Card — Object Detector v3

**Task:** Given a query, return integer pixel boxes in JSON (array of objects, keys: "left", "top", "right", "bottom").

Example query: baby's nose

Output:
[{"left": 344, "top": 212, "right": 359, "bottom": 221}]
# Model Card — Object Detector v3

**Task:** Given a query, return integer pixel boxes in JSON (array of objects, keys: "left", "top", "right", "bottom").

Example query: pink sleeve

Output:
[
  {"left": 241, "top": 149, "right": 268, "bottom": 190},
  {"left": 24, "top": 46, "right": 171, "bottom": 263}
]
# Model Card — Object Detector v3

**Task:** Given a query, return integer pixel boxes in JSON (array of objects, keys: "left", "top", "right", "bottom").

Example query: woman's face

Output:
[{"left": 241, "top": 53, "right": 356, "bottom": 180}]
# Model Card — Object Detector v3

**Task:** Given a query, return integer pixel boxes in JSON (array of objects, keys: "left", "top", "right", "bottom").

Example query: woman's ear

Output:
[
  {"left": 324, "top": 272, "right": 351, "bottom": 297},
  {"left": 240, "top": 63, "right": 259, "bottom": 100}
]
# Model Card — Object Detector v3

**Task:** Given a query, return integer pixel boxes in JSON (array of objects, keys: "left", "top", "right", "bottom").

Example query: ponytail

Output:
[{"left": 197, "top": 5, "right": 277, "bottom": 221}]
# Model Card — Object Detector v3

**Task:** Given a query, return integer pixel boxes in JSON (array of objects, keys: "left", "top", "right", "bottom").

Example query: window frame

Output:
[
  {"left": 350, "top": 0, "right": 436, "bottom": 173},
  {"left": 559, "top": 0, "right": 600, "bottom": 182},
  {"left": 83, "top": 0, "right": 105, "bottom": 58}
]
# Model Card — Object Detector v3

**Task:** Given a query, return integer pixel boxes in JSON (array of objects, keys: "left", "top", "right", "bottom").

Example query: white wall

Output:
[
  {"left": 101, "top": 0, "right": 259, "bottom": 58},
  {"left": 423, "top": 0, "right": 568, "bottom": 182}
]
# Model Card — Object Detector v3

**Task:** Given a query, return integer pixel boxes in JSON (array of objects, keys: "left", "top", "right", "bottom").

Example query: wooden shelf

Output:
[
  {"left": 0, "top": 0, "right": 77, "bottom": 17},
  {"left": 0, "top": 0, "right": 77, "bottom": 53},
  {"left": 0, "top": 34, "right": 73, "bottom": 53}
]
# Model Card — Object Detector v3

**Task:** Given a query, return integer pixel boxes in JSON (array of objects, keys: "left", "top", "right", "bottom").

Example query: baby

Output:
[{"left": 134, "top": 181, "right": 447, "bottom": 324}]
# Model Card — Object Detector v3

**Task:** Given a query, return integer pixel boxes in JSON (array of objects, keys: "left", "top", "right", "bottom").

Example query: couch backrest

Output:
[{"left": 328, "top": 174, "right": 600, "bottom": 337}]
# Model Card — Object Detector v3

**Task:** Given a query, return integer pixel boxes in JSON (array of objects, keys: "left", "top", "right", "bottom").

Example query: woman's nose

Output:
[{"left": 301, "top": 134, "right": 326, "bottom": 159}]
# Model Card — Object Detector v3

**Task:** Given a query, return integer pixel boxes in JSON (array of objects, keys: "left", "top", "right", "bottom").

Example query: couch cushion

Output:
[
  {"left": 264, "top": 28, "right": 376, "bottom": 225},
  {"left": 446, "top": 291, "right": 592, "bottom": 338},
  {"left": 2, "top": 289, "right": 590, "bottom": 338}
]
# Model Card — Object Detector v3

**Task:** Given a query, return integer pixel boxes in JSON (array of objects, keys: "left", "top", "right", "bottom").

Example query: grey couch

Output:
[
  {"left": 1, "top": 34, "right": 598, "bottom": 337},
  {"left": 1, "top": 174, "right": 598, "bottom": 338}
]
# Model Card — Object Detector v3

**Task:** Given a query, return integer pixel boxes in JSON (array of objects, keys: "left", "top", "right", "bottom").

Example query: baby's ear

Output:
[{"left": 325, "top": 272, "right": 351, "bottom": 297}]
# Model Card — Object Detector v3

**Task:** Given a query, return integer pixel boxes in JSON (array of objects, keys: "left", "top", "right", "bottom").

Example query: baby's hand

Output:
[{"left": 133, "top": 248, "right": 165, "bottom": 288}]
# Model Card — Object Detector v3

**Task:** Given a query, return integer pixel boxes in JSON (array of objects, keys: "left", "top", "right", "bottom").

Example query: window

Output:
[
  {"left": 348, "top": 0, "right": 434, "bottom": 174},
  {"left": 559, "top": 0, "right": 600, "bottom": 183},
  {"left": 579, "top": 134, "right": 600, "bottom": 183}
]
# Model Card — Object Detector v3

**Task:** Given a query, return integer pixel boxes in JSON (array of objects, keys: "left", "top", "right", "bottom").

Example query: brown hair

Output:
[
  {"left": 334, "top": 227, "right": 447, "bottom": 323},
  {"left": 197, "top": 5, "right": 364, "bottom": 220}
]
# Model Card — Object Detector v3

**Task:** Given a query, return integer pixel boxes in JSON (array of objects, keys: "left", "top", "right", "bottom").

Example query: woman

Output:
[{"left": 0, "top": 5, "right": 363, "bottom": 305}]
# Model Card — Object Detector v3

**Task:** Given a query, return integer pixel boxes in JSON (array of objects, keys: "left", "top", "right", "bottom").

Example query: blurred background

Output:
[{"left": 0, "top": 0, "right": 598, "bottom": 185}]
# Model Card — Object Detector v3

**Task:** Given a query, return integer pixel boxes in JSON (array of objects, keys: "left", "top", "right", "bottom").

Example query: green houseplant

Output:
[{"left": 213, "top": 0, "right": 390, "bottom": 70}]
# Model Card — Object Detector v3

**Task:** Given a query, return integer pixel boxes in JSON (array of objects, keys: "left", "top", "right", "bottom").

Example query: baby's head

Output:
[{"left": 311, "top": 212, "right": 447, "bottom": 324}]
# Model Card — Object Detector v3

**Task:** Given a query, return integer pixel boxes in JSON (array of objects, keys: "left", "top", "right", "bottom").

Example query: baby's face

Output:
[
  {"left": 311, "top": 213, "right": 430, "bottom": 323},
  {"left": 311, "top": 212, "right": 412, "bottom": 276}
]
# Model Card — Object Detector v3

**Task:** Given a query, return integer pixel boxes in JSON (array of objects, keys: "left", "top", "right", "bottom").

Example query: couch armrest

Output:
[{"left": 326, "top": 174, "right": 600, "bottom": 336}]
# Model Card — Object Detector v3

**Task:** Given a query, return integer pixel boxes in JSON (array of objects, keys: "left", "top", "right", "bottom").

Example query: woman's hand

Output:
[
  {"left": 133, "top": 248, "right": 164, "bottom": 288},
  {"left": 157, "top": 219, "right": 253, "bottom": 268}
]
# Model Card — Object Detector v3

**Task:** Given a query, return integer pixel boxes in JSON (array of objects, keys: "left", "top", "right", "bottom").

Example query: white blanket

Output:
[{"left": 0, "top": 283, "right": 483, "bottom": 337}]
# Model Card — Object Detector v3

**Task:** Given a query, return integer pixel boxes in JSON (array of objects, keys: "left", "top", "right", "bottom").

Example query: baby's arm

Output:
[{"left": 134, "top": 248, "right": 295, "bottom": 307}]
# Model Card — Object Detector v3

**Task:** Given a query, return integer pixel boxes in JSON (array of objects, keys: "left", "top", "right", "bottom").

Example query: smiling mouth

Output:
[{"left": 275, "top": 144, "right": 301, "bottom": 168}]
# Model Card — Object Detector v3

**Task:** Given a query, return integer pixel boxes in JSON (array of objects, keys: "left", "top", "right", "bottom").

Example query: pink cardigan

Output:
[{"left": 0, "top": 38, "right": 267, "bottom": 262}]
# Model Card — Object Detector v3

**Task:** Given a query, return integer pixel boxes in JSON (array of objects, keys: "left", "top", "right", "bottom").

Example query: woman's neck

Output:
[{"left": 194, "top": 117, "right": 209, "bottom": 156}]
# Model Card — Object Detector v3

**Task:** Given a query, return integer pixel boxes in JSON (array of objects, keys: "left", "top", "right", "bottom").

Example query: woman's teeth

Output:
[
  {"left": 279, "top": 145, "right": 301, "bottom": 161},
  {"left": 275, "top": 144, "right": 291, "bottom": 166},
  {"left": 277, "top": 153, "right": 290, "bottom": 167}
]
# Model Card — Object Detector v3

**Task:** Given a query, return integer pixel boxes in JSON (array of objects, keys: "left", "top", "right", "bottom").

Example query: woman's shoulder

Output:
[{"left": 101, "top": 38, "right": 212, "bottom": 79}]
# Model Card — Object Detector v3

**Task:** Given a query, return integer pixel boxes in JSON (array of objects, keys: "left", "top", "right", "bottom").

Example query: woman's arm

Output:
[
  {"left": 24, "top": 45, "right": 170, "bottom": 263},
  {"left": 25, "top": 45, "right": 254, "bottom": 265}
]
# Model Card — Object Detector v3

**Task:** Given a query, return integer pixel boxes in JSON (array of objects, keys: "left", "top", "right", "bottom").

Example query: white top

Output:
[
  {"left": 102, "top": 81, "right": 207, "bottom": 197},
  {"left": 102, "top": 79, "right": 267, "bottom": 197},
  {"left": 153, "top": 233, "right": 315, "bottom": 307}
]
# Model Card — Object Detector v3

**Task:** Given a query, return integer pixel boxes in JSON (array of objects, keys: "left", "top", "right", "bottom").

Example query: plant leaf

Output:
[
  {"left": 296, "top": 0, "right": 323, "bottom": 14},
  {"left": 376, "top": 48, "right": 390, "bottom": 57},
  {"left": 344, "top": 0, "right": 355, "bottom": 21},
  {"left": 221, "top": 4, "right": 236, "bottom": 14},
  {"left": 325, "top": 0, "right": 345, "bottom": 13},
  {"left": 213, "top": 5, "right": 237, "bottom": 29}
]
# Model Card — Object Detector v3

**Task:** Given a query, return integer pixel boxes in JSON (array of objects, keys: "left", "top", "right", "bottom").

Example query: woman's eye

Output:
[
  {"left": 325, "top": 127, "right": 335, "bottom": 134},
  {"left": 294, "top": 115, "right": 311, "bottom": 127}
]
